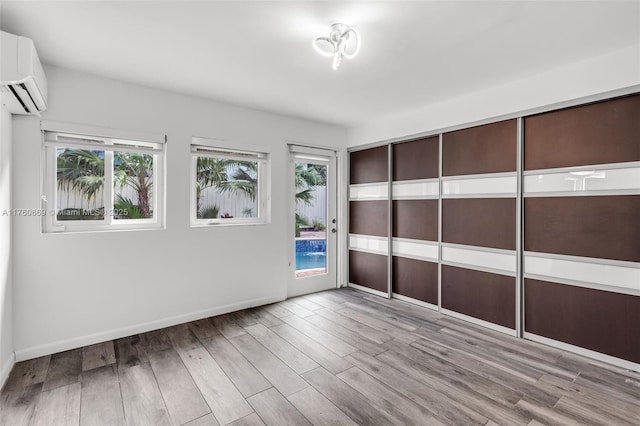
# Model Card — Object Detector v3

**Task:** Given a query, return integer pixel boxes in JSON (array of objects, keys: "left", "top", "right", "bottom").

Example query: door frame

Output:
[{"left": 287, "top": 143, "right": 344, "bottom": 298}]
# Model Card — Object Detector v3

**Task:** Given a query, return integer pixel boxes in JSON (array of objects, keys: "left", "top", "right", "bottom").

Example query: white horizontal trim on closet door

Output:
[
  {"left": 392, "top": 179, "right": 439, "bottom": 200},
  {"left": 441, "top": 244, "right": 517, "bottom": 276},
  {"left": 349, "top": 182, "right": 388, "bottom": 200},
  {"left": 348, "top": 234, "right": 388, "bottom": 255},
  {"left": 524, "top": 253, "right": 640, "bottom": 296},
  {"left": 392, "top": 238, "right": 438, "bottom": 262},
  {"left": 524, "top": 164, "right": 640, "bottom": 195},
  {"left": 442, "top": 173, "right": 517, "bottom": 198}
]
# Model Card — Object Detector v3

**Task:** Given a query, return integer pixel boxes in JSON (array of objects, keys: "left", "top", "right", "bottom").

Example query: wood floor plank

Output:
[
  {"left": 245, "top": 323, "right": 319, "bottom": 374},
  {"left": 0, "top": 383, "right": 42, "bottom": 425},
  {"left": 535, "top": 373, "right": 640, "bottom": 417},
  {"left": 227, "top": 412, "right": 265, "bottom": 426},
  {"left": 148, "top": 348, "right": 211, "bottom": 425},
  {"left": 376, "top": 349, "right": 530, "bottom": 425},
  {"left": 165, "top": 323, "right": 203, "bottom": 353},
  {"left": 261, "top": 303, "right": 292, "bottom": 319},
  {"left": 31, "top": 382, "right": 81, "bottom": 426},
  {"left": 413, "top": 333, "right": 544, "bottom": 383},
  {"left": 361, "top": 294, "right": 445, "bottom": 324},
  {"left": 201, "top": 335, "right": 271, "bottom": 398},
  {"left": 287, "top": 386, "right": 358, "bottom": 426},
  {"left": 188, "top": 318, "right": 221, "bottom": 341},
  {"left": 346, "top": 351, "right": 487, "bottom": 425},
  {"left": 278, "top": 300, "right": 314, "bottom": 318},
  {"left": 118, "top": 362, "right": 171, "bottom": 426},
  {"left": 343, "top": 301, "right": 420, "bottom": 331},
  {"left": 385, "top": 341, "right": 527, "bottom": 406},
  {"left": 289, "top": 297, "right": 323, "bottom": 312},
  {"left": 335, "top": 307, "right": 419, "bottom": 344},
  {"left": 315, "top": 307, "right": 394, "bottom": 344},
  {"left": 441, "top": 327, "right": 577, "bottom": 380},
  {"left": 79, "top": 365, "right": 125, "bottom": 426},
  {"left": 574, "top": 367, "right": 640, "bottom": 401},
  {"left": 271, "top": 323, "right": 352, "bottom": 374},
  {"left": 139, "top": 329, "right": 173, "bottom": 354},
  {"left": 179, "top": 346, "right": 253, "bottom": 424},
  {"left": 337, "top": 366, "right": 443, "bottom": 425},
  {"left": 231, "top": 310, "right": 260, "bottom": 327},
  {"left": 438, "top": 317, "right": 563, "bottom": 363},
  {"left": 407, "top": 338, "right": 559, "bottom": 408},
  {"left": 42, "top": 348, "right": 82, "bottom": 391},
  {"left": 247, "top": 388, "right": 311, "bottom": 426},
  {"left": 555, "top": 394, "right": 639, "bottom": 425},
  {"left": 301, "top": 367, "right": 398, "bottom": 426},
  {"left": 183, "top": 413, "right": 220, "bottom": 425},
  {"left": 2, "top": 356, "right": 50, "bottom": 391},
  {"left": 213, "top": 314, "right": 248, "bottom": 339},
  {"left": 303, "top": 293, "right": 345, "bottom": 311},
  {"left": 82, "top": 342, "right": 116, "bottom": 371},
  {"left": 230, "top": 334, "right": 309, "bottom": 397},
  {"left": 250, "top": 307, "right": 284, "bottom": 328},
  {"left": 280, "top": 315, "right": 357, "bottom": 357},
  {"left": 304, "top": 314, "right": 386, "bottom": 356},
  {"left": 514, "top": 396, "right": 591, "bottom": 425},
  {"left": 114, "top": 335, "right": 149, "bottom": 369}
]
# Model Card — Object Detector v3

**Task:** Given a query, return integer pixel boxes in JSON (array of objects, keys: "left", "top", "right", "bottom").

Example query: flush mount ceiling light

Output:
[{"left": 313, "top": 23, "right": 360, "bottom": 70}]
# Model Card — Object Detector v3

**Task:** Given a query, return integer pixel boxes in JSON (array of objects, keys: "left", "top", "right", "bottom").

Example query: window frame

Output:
[
  {"left": 190, "top": 137, "right": 270, "bottom": 227},
  {"left": 42, "top": 125, "right": 165, "bottom": 233}
]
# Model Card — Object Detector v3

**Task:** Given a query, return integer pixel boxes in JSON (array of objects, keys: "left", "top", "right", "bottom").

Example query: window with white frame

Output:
[
  {"left": 191, "top": 139, "right": 269, "bottom": 226},
  {"left": 42, "top": 129, "right": 164, "bottom": 233}
]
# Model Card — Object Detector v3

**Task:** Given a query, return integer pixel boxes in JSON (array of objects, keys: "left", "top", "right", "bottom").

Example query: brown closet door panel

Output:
[
  {"left": 524, "top": 196, "right": 640, "bottom": 262},
  {"left": 349, "top": 201, "right": 388, "bottom": 237},
  {"left": 524, "top": 94, "right": 640, "bottom": 170},
  {"left": 442, "top": 266, "right": 515, "bottom": 329},
  {"left": 442, "top": 119, "right": 517, "bottom": 176},
  {"left": 393, "top": 136, "right": 439, "bottom": 181},
  {"left": 393, "top": 200, "right": 438, "bottom": 241},
  {"left": 350, "top": 146, "right": 389, "bottom": 184},
  {"left": 393, "top": 257, "right": 438, "bottom": 304},
  {"left": 349, "top": 251, "right": 388, "bottom": 293},
  {"left": 442, "top": 198, "right": 516, "bottom": 250},
  {"left": 525, "top": 279, "right": 640, "bottom": 364}
]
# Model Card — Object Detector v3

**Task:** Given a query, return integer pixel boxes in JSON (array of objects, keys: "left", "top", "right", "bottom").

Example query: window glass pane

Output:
[
  {"left": 113, "top": 152, "right": 154, "bottom": 220},
  {"left": 56, "top": 148, "right": 105, "bottom": 221},
  {"left": 195, "top": 157, "right": 259, "bottom": 219},
  {"left": 295, "top": 162, "right": 327, "bottom": 277}
]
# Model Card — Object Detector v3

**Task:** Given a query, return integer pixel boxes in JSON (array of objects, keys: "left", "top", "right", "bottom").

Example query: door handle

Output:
[{"left": 331, "top": 228, "right": 337, "bottom": 234}]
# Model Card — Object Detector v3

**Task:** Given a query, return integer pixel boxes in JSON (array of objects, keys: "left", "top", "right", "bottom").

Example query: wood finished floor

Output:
[{"left": 2, "top": 288, "right": 640, "bottom": 425}]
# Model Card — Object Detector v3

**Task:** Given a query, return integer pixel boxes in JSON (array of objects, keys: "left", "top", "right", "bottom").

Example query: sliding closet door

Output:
[
  {"left": 441, "top": 120, "right": 518, "bottom": 333},
  {"left": 348, "top": 146, "right": 389, "bottom": 295},
  {"left": 523, "top": 94, "right": 640, "bottom": 367},
  {"left": 391, "top": 137, "right": 439, "bottom": 308}
]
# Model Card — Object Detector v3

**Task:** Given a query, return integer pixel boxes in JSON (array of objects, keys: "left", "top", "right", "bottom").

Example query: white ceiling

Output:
[{"left": 1, "top": 1, "right": 638, "bottom": 128}]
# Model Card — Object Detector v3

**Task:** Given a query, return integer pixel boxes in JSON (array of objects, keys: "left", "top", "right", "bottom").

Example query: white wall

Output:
[
  {"left": 0, "top": 103, "right": 14, "bottom": 382},
  {"left": 348, "top": 44, "right": 640, "bottom": 147},
  {"left": 12, "top": 66, "right": 346, "bottom": 360}
]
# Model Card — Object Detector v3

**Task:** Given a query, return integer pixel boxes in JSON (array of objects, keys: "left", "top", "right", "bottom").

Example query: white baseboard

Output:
[
  {"left": 0, "top": 351, "right": 16, "bottom": 390},
  {"left": 14, "top": 295, "right": 283, "bottom": 362}
]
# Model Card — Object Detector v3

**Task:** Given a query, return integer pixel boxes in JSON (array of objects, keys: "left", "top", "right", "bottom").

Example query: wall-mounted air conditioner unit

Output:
[{"left": 0, "top": 31, "right": 48, "bottom": 115}]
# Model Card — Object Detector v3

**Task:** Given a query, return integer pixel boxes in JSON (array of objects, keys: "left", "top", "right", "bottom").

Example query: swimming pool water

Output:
[
  {"left": 296, "top": 251, "right": 326, "bottom": 270},
  {"left": 296, "top": 239, "right": 326, "bottom": 271}
]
